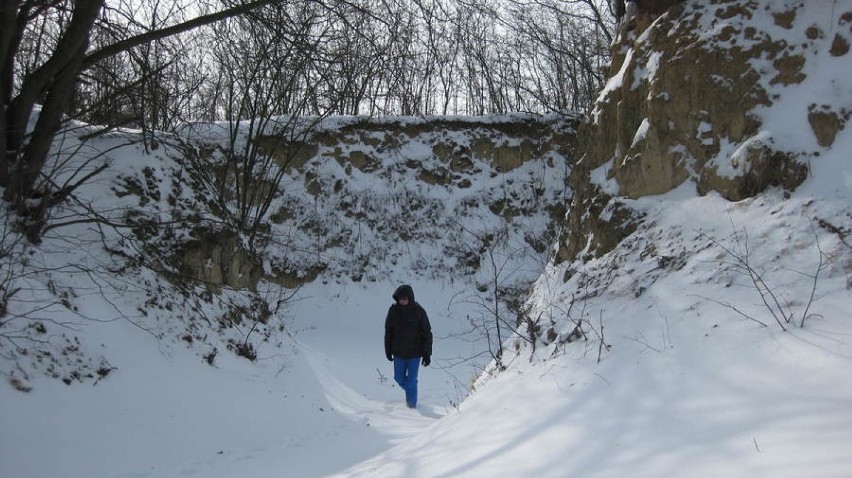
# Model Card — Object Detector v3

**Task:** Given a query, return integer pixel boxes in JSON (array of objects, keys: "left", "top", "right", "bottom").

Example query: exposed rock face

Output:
[
  {"left": 172, "top": 115, "right": 577, "bottom": 290},
  {"left": 557, "top": 0, "right": 851, "bottom": 263},
  {"left": 178, "top": 229, "right": 262, "bottom": 291},
  {"left": 259, "top": 117, "right": 576, "bottom": 181},
  {"left": 627, "top": 0, "right": 687, "bottom": 33},
  {"left": 808, "top": 105, "right": 850, "bottom": 148}
]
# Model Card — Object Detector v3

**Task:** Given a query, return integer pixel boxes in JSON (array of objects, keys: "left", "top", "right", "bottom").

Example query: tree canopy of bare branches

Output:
[{"left": 2, "top": 0, "right": 616, "bottom": 242}]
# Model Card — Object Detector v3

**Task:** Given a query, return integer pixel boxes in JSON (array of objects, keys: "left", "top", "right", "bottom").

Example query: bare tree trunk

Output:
[
  {"left": 0, "top": 1, "right": 19, "bottom": 188},
  {"left": 4, "top": 1, "right": 103, "bottom": 208}
]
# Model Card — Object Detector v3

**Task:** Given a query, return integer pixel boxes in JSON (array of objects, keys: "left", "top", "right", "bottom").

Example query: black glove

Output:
[
  {"left": 421, "top": 356, "right": 430, "bottom": 367},
  {"left": 386, "top": 353, "right": 393, "bottom": 361}
]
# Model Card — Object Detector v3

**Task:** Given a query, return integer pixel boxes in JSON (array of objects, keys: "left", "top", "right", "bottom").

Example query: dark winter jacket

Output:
[{"left": 384, "top": 285, "right": 433, "bottom": 360}]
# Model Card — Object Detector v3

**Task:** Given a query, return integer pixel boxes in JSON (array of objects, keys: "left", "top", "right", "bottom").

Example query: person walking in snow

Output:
[{"left": 384, "top": 284, "right": 432, "bottom": 409}]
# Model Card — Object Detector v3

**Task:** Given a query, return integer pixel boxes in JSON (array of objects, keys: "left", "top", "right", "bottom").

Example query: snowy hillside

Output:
[
  {"left": 0, "top": 113, "right": 574, "bottom": 476},
  {"left": 2, "top": 0, "right": 852, "bottom": 477},
  {"left": 339, "top": 192, "right": 851, "bottom": 478},
  {"left": 0, "top": 113, "right": 574, "bottom": 386}
]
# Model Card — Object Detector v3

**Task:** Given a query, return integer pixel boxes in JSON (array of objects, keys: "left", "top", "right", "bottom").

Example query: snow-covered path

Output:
[
  {"left": 301, "top": 342, "right": 444, "bottom": 437},
  {"left": 0, "top": 279, "right": 487, "bottom": 478},
  {"left": 290, "top": 279, "right": 483, "bottom": 413}
]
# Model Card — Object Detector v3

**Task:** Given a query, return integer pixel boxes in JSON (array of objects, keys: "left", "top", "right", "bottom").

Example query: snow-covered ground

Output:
[
  {"left": 332, "top": 192, "right": 852, "bottom": 478},
  {"left": 1, "top": 279, "right": 489, "bottom": 477},
  {"left": 4, "top": 186, "right": 850, "bottom": 478}
]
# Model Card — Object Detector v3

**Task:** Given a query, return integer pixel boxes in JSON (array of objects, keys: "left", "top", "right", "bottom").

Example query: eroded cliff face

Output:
[
  {"left": 156, "top": 115, "right": 578, "bottom": 290},
  {"left": 558, "top": 0, "right": 851, "bottom": 263}
]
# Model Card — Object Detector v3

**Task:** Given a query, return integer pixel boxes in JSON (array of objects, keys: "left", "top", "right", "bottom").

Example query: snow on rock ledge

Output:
[{"left": 558, "top": 0, "right": 851, "bottom": 263}]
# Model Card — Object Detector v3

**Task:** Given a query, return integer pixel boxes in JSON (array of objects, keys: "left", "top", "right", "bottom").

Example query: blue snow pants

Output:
[{"left": 393, "top": 357, "right": 421, "bottom": 408}]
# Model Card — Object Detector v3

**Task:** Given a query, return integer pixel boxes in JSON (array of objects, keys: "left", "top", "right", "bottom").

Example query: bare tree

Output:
[
  {"left": 1, "top": 0, "right": 283, "bottom": 242},
  {"left": 182, "top": 0, "right": 378, "bottom": 248},
  {"left": 2, "top": 0, "right": 622, "bottom": 244}
]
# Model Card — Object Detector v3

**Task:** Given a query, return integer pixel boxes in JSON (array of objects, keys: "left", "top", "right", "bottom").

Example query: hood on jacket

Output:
[{"left": 392, "top": 284, "right": 415, "bottom": 302}]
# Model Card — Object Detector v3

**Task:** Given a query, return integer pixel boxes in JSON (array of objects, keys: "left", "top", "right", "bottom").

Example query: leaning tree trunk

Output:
[{"left": 1, "top": 1, "right": 104, "bottom": 242}]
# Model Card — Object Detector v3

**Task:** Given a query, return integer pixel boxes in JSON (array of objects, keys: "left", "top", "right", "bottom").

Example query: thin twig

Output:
[
  {"left": 800, "top": 225, "right": 826, "bottom": 328},
  {"left": 691, "top": 294, "right": 768, "bottom": 327}
]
